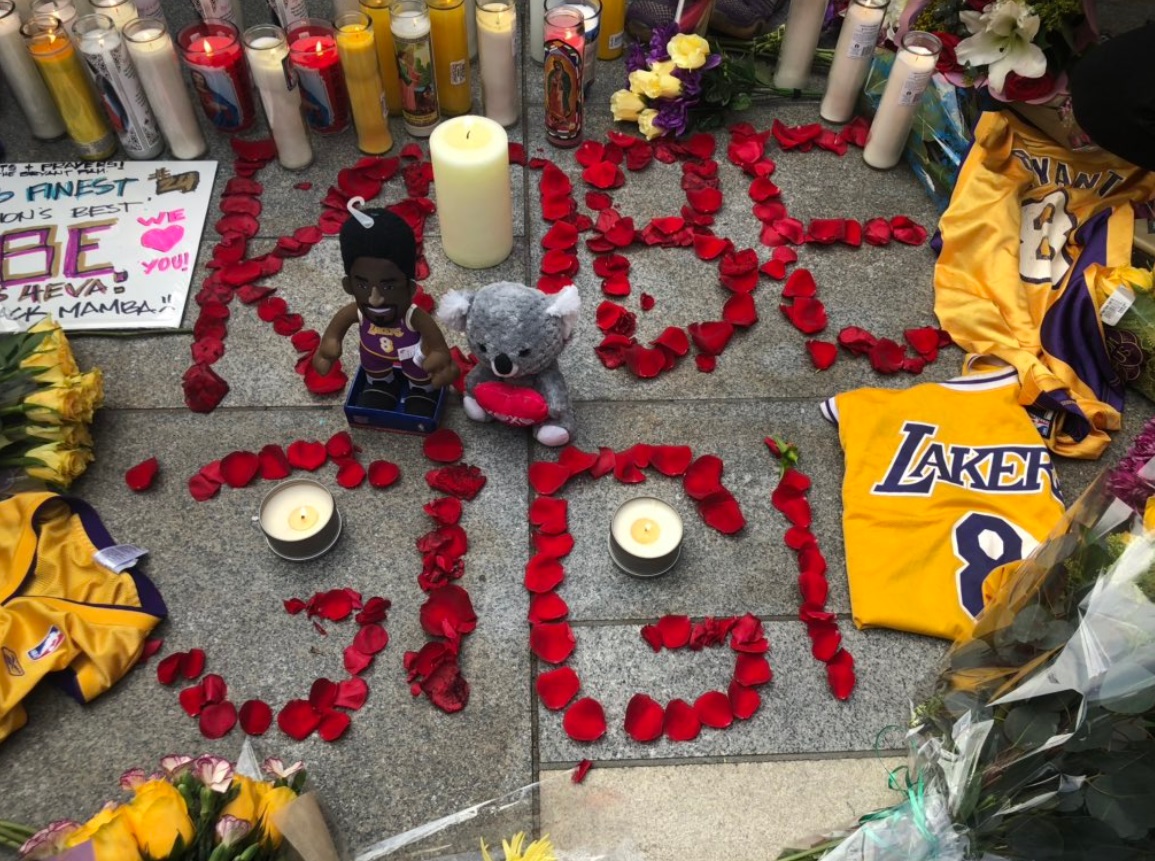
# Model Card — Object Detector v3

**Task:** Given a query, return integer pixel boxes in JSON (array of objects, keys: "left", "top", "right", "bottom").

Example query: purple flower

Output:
[
  {"left": 1108, "top": 413, "right": 1155, "bottom": 510},
  {"left": 653, "top": 98, "right": 690, "bottom": 136},
  {"left": 648, "top": 23, "right": 678, "bottom": 63},
  {"left": 673, "top": 67, "right": 703, "bottom": 99},
  {"left": 626, "top": 39, "right": 647, "bottom": 74}
]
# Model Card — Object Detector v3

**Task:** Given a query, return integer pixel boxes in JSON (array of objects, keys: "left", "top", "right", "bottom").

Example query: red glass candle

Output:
[
  {"left": 287, "top": 18, "right": 349, "bottom": 134},
  {"left": 543, "top": 6, "right": 583, "bottom": 148},
  {"left": 177, "top": 19, "right": 255, "bottom": 133}
]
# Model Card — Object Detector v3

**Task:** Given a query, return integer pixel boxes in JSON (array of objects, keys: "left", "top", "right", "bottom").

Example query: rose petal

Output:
[
  {"left": 182, "top": 648, "right": 206, "bottom": 679},
  {"left": 287, "top": 440, "right": 327, "bottom": 471},
  {"left": 324, "top": 431, "right": 354, "bottom": 460},
  {"left": 368, "top": 460, "right": 401, "bottom": 488},
  {"left": 699, "top": 490, "right": 747, "bottom": 534},
  {"left": 525, "top": 553, "right": 566, "bottom": 593},
  {"left": 723, "top": 293, "right": 758, "bottom": 328},
  {"left": 355, "top": 596, "right": 391, "bottom": 626},
  {"left": 684, "top": 455, "right": 724, "bottom": 500},
  {"left": 317, "top": 710, "right": 351, "bottom": 742},
  {"left": 869, "top": 338, "right": 907, "bottom": 374},
  {"left": 125, "top": 457, "right": 159, "bottom": 492},
  {"left": 426, "top": 464, "right": 487, "bottom": 499},
  {"left": 563, "top": 697, "right": 607, "bottom": 742},
  {"left": 529, "top": 461, "right": 571, "bottom": 495},
  {"left": 656, "top": 615, "right": 692, "bottom": 649},
  {"left": 236, "top": 699, "right": 272, "bottom": 736},
  {"left": 728, "top": 680, "right": 761, "bottom": 720},
  {"left": 890, "top": 216, "right": 927, "bottom": 245},
  {"left": 779, "top": 297, "right": 828, "bottom": 335},
  {"left": 903, "top": 326, "right": 940, "bottom": 362},
  {"left": 572, "top": 759, "right": 593, "bottom": 783},
  {"left": 591, "top": 447, "right": 616, "bottom": 479},
  {"left": 530, "top": 495, "right": 569, "bottom": 534},
  {"left": 624, "top": 694, "right": 665, "bottom": 742},
  {"left": 179, "top": 684, "right": 205, "bottom": 717},
  {"left": 353, "top": 623, "right": 389, "bottom": 655},
  {"left": 199, "top": 701, "right": 237, "bottom": 739},
  {"left": 528, "top": 591, "right": 570, "bottom": 623},
  {"left": 335, "top": 677, "right": 369, "bottom": 710},
  {"left": 734, "top": 653, "right": 772, "bottom": 687},
  {"left": 420, "top": 585, "right": 477, "bottom": 636},
  {"left": 694, "top": 691, "right": 734, "bottom": 729},
  {"left": 687, "top": 187, "right": 723, "bottom": 214},
  {"left": 782, "top": 269, "right": 817, "bottom": 299},
  {"left": 653, "top": 326, "right": 690, "bottom": 357},
  {"left": 664, "top": 698, "right": 702, "bottom": 741},
  {"left": 530, "top": 622, "right": 576, "bottom": 664},
  {"left": 650, "top": 445, "right": 693, "bottom": 476},
  {"left": 624, "top": 344, "right": 667, "bottom": 379},
  {"left": 424, "top": 496, "right": 463, "bottom": 525},
  {"left": 827, "top": 649, "right": 856, "bottom": 700},
  {"left": 688, "top": 321, "right": 734, "bottom": 356},
  {"left": 157, "top": 652, "right": 183, "bottom": 685},
  {"left": 343, "top": 645, "right": 374, "bottom": 675},
  {"left": 838, "top": 326, "right": 878, "bottom": 355},
  {"left": 536, "top": 666, "right": 580, "bottom": 710},
  {"left": 310, "top": 679, "right": 340, "bottom": 710},
  {"left": 806, "top": 340, "right": 838, "bottom": 370}
]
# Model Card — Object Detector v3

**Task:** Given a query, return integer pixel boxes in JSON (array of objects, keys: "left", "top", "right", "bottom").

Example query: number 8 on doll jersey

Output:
[{"left": 821, "top": 368, "right": 1065, "bottom": 641}]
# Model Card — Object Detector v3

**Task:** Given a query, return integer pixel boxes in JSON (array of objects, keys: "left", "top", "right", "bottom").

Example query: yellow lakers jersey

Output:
[
  {"left": 935, "top": 111, "right": 1155, "bottom": 460},
  {"left": 0, "top": 493, "right": 166, "bottom": 742},
  {"left": 822, "top": 368, "right": 1065, "bottom": 641}
]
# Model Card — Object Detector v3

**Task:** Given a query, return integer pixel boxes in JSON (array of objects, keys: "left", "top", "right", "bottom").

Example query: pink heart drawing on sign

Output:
[{"left": 141, "top": 225, "right": 185, "bottom": 253}]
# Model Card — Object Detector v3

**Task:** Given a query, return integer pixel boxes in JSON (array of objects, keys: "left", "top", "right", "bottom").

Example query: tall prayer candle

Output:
[
  {"left": 863, "top": 30, "right": 940, "bottom": 169},
  {"left": 75, "top": 13, "right": 164, "bottom": 158},
  {"left": 545, "top": 0, "right": 598, "bottom": 94},
  {"left": 426, "top": 0, "right": 470, "bottom": 116},
  {"left": 597, "top": 0, "right": 623, "bottom": 59},
  {"left": 359, "top": 0, "right": 403, "bottom": 114},
  {"left": 390, "top": 0, "right": 438, "bottom": 135},
  {"left": 334, "top": 10, "right": 393, "bottom": 153},
  {"left": 88, "top": 0, "right": 133, "bottom": 29},
  {"left": 543, "top": 5, "right": 582, "bottom": 148},
  {"left": 0, "top": 0, "right": 64, "bottom": 138},
  {"left": 31, "top": 0, "right": 77, "bottom": 34},
  {"left": 266, "top": 0, "right": 306, "bottom": 28},
  {"left": 244, "top": 24, "right": 312, "bottom": 169},
  {"left": 124, "top": 17, "right": 207, "bottom": 158},
  {"left": 820, "top": 0, "right": 887, "bottom": 123},
  {"left": 528, "top": 0, "right": 543, "bottom": 63},
  {"left": 189, "top": 0, "right": 241, "bottom": 28},
  {"left": 287, "top": 18, "right": 349, "bottom": 133},
  {"left": 22, "top": 15, "right": 115, "bottom": 158},
  {"left": 463, "top": 0, "right": 474, "bottom": 59},
  {"left": 132, "top": 0, "right": 160, "bottom": 18},
  {"left": 177, "top": 18, "right": 255, "bottom": 132},
  {"left": 429, "top": 115, "right": 512, "bottom": 268},
  {"left": 774, "top": 0, "right": 827, "bottom": 90},
  {"left": 475, "top": 1, "right": 515, "bottom": 126}
]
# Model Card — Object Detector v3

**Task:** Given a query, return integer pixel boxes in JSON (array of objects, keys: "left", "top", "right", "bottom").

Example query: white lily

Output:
[{"left": 955, "top": 0, "right": 1048, "bottom": 93}]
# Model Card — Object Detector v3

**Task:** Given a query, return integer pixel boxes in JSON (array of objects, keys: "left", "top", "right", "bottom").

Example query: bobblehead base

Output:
[{"left": 343, "top": 367, "right": 447, "bottom": 435}]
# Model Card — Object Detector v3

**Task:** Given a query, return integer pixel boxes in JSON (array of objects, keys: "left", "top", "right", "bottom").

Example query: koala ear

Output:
[
  {"left": 437, "top": 290, "right": 474, "bottom": 332},
  {"left": 545, "top": 284, "right": 581, "bottom": 341}
]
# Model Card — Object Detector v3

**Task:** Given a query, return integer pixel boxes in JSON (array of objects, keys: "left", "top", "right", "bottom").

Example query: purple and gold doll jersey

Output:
[{"left": 358, "top": 306, "right": 430, "bottom": 383}]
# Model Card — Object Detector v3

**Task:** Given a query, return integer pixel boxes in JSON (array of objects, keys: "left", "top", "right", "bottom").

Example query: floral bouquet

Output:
[
  {"left": 1090, "top": 264, "right": 1155, "bottom": 408},
  {"left": 777, "top": 425, "right": 1155, "bottom": 859},
  {"left": 0, "top": 317, "right": 102, "bottom": 490},
  {"left": 2, "top": 754, "right": 339, "bottom": 861}
]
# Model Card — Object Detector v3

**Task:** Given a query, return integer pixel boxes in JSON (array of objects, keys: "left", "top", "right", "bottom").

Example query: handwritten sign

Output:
[{"left": 0, "top": 160, "right": 218, "bottom": 331}]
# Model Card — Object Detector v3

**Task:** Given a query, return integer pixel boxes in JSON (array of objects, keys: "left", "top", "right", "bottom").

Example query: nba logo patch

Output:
[
  {"left": 27, "top": 626, "right": 64, "bottom": 662},
  {"left": 2, "top": 646, "right": 22, "bottom": 676}
]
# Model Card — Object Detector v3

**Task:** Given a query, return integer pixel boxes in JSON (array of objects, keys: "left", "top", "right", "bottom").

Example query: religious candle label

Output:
[
  {"left": 395, "top": 32, "right": 439, "bottom": 130},
  {"left": 450, "top": 58, "right": 466, "bottom": 85},
  {"left": 898, "top": 69, "right": 932, "bottom": 106},
  {"left": 295, "top": 62, "right": 350, "bottom": 133},
  {"left": 0, "top": 161, "right": 217, "bottom": 331},
  {"left": 188, "top": 61, "right": 252, "bottom": 131},
  {"left": 267, "top": 0, "right": 307, "bottom": 28},
  {"left": 80, "top": 40, "right": 163, "bottom": 158},
  {"left": 847, "top": 21, "right": 881, "bottom": 57},
  {"left": 190, "top": 0, "right": 237, "bottom": 24},
  {"left": 544, "top": 39, "right": 582, "bottom": 144}
]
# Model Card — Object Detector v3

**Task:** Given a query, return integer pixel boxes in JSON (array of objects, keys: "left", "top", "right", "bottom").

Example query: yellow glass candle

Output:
[
  {"left": 597, "top": 0, "right": 624, "bottom": 59},
  {"left": 335, "top": 11, "right": 393, "bottom": 154},
  {"left": 22, "top": 15, "right": 115, "bottom": 159},
  {"left": 360, "top": 0, "right": 403, "bottom": 115},
  {"left": 426, "top": 0, "right": 470, "bottom": 116}
]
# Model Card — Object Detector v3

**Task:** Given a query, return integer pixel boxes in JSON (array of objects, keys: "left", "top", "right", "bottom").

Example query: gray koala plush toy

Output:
[{"left": 438, "top": 282, "right": 580, "bottom": 447}]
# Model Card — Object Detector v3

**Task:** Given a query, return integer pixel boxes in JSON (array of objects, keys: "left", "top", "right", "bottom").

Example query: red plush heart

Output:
[{"left": 474, "top": 381, "right": 551, "bottom": 428}]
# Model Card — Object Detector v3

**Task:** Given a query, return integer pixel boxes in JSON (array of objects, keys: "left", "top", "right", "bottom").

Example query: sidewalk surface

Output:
[{"left": 1, "top": 1, "right": 1152, "bottom": 858}]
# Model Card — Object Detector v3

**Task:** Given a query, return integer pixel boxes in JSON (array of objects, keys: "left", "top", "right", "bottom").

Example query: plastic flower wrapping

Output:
[
  {"left": 0, "top": 317, "right": 102, "bottom": 491},
  {"left": 2, "top": 745, "right": 339, "bottom": 861},
  {"left": 776, "top": 423, "right": 1155, "bottom": 860}
]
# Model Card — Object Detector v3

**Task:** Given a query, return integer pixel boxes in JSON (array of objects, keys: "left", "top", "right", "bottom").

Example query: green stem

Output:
[
  {"left": 0, "top": 819, "right": 33, "bottom": 837},
  {"left": 776, "top": 838, "right": 847, "bottom": 861}
]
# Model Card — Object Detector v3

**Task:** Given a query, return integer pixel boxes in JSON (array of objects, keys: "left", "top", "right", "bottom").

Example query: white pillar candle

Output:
[
  {"left": 429, "top": 115, "right": 512, "bottom": 268},
  {"left": 244, "top": 24, "right": 313, "bottom": 169},
  {"left": 774, "top": 0, "right": 828, "bottom": 90},
  {"left": 75, "top": 12, "right": 165, "bottom": 158},
  {"left": 190, "top": 0, "right": 242, "bottom": 28},
  {"left": 863, "top": 30, "right": 940, "bottom": 169},
  {"left": 610, "top": 497, "right": 684, "bottom": 576},
  {"left": 0, "top": 0, "right": 66, "bottom": 138},
  {"left": 476, "top": 0, "right": 516, "bottom": 126},
  {"left": 259, "top": 480, "right": 335, "bottom": 542},
  {"left": 123, "top": 17, "right": 206, "bottom": 158},
  {"left": 529, "top": 0, "right": 543, "bottom": 63},
  {"left": 267, "top": 0, "right": 307, "bottom": 28},
  {"left": 31, "top": 0, "right": 76, "bottom": 34},
  {"left": 820, "top": 0, "right": 886, "bottom": 123},
  {"left": 89, "top": 0, "right": 134, "bottom": 29}
]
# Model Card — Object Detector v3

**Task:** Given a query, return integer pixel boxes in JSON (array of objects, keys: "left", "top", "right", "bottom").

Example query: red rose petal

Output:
[
  {"left": 723, "top": 293, "right": 758, "bottom": 328},
  {"left": 287, "top": 440, "right": 327, "bottom": 471},
  {"left": 653, "top": 326, "right": 690, "bottom": 357},
  {"left": 734, "top": 653, "right": 772, "bottom": 687},
  {"left": 530, "top": 622, "right": 576, "bottom": 664},
  {"left": 325, "top": 431, "right": 354, "bottom": 460},
  {"left": 890, "top": 216, "right": 928, "bottom": 245},
  {"left": 624, "top": 344, "right": 667, "bottom": 379},
  {"left": 572, "top": 759, "right": 593, "bottom": 783},
  {"left": 903, "top": 326, "right": 940, "bottom": 362},
  {"left": 318, "top": 710, "right": 351, "bottom": 742},
  {"left": 586, "top": 191, "right": 612, "bottom": 210},
  {"left": 657, "top": 615, "right": 692, "bottom": 649},
  {"left": 728, "top": 680, "right": 761, "bottom": 720},
  {"left": 304, "top": 362, "right": 348, "bottom": 395},
  {"left": 730, "top": 614, "right": 769, "bottom": 654},
  {"left": 687, "top": 187, "right": 723, "bottom": 214},
  {"left": 591, "top": 447, "right": 616, "bottom": 479},
  {"left": 780, "top": 297, "right": 828, "bottom": 335},
  {"left": 624, "top": 694, "right": 665, "bottom": 742},
  {"left": 827, "top": 649, "right": 856, "bottom": 700},
  {"left": 182, "top": 648, "right": 206, "bottom": 679},
  {"left": 582, "top": 161, "right": 625, "bottom": 190},
  {"left": 310, "top": 679, "right": 339, "bottom": 710},
  {"left": 694, "top": 691, "right": 734, "bottom": 729},
  {"left": 806, "top": 340, "right": 838, "bottom": 370},
  {"left": 693, "top": 233, "right": 732, "bottom": 261},
  {"left": 125, "top": 457, "right": 159, "bottom": 492},
  {"left": 257, "top": 444, "right": 291, "bottom": 481},
  {"left": 563, "top": 697, "right": 607, "bottom": 742},
  {"left": 903, "top": 356, "right": 928, "bottom": 375},
  {"left": 335, "top": 677, "right": 369, "bottom": 710},
  {"left": 420, "top": 585, "right": 477, "bottom": 636},
  {"left": 218, "top": 451, "right": 259, "bottom": 488},
  {"left": 530, "top": 496, "right": 568, "bottom": 535},
  {"left": 525, "top": 553, "right": 565, "bottom": 593},
  {"left": 239, "top": 699, "right": 272, "bottom": 735},
  {"left": 664, "top": 699, "right": 702, "bottom": 741},
  {"left": 863, "top": 217, "right": 892, "bottom": 246},
  {"left": 869, "top": 338, "right": 907, "bottom": 374},
  {"left": 699, "top": 489, "right": 747, "bottom": 534},
  {"left": 688, "top": 321, "right": 734, "bottom": 356},
  {"left": 157, "top": 653, "right": 183, "bottom": 685},
  {"left": 684, "top": 455, "right": 724, "bottom": 500},
  {"left": 200, "top": 673, "right": 226, "bottom": 704},
  {"left": 557, "top": 445, "right": 597, "bottom": 477},
  {"left": 353, "top": 623, "right": 389, "bottom": 655},
  {"left": 355, "top": 596, "right": 390, "bottom": 626},
  {"left": 650, "top": 445, "right": 693, "bottom": 476},
  {"left": 640, "top": 293, "right": 656, "bottom": 311},
  {"left": 368, "top": 460, "right": 401, "bottom": 488},
  {"left": 426, "top": 464, "right": 487, "bottom": 500},
  {"left": 542, "top": 221, "right": 579, "bottom": 251},
  {"left": 528, "top": 591, "right": 570, "bottom": 623},
  {"left": 335, "top": 460, "right": 365, "bottom": 489},
  {"left": 424, "top": 496, "right": 463, "bottom": 525},
  {"left": 183, "top": 363, "right": 229, "bottom": 413},
  {"left": 782, "top": 269, "right": 817, "bottom": 299},
  {"left": 613, "top": 450, "right": 646, "bottom": 484},
  {"left": 343, "top": 645, "right": 374, "bottom": 675},
  {"left": 278, "top": 699, "right": 321, "bottom": 740},
  {"left": 138, "top": 638, "right": 163, "bottom": 663},
  {"left": 190, "top": 336, "right": 225, "bottom": 365},
  {"left": 808, "top": 621, "right": 842, "bottom": 661},
  {"left": 179, "top": 684, "right": 205, "bottom": 717},
  {"left": 536, "top": 666, "right": 580, "bottom": 710},
  {"left": 785, "top": 526, "right": 816, "bottom": 551},
  {"left": 837, "top": 326, "right": 878, "bottom": 355},
  {"left": 199, "top": 701, "right": 237, "bottom": 739},
  {"left": 529, "top": 461, "right": 571, "bottom": 495}
]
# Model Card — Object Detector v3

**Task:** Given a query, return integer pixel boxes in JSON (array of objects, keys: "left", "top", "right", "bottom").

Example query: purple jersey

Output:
[{"left": 358, "top": 306, "right": 430, "bottom": 383}]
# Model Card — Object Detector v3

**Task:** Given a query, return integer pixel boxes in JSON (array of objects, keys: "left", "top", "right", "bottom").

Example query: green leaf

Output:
[
  {"left": 950, "top": 638, "right": 995, "bottom": 670},
  {"left": 1099, "top": 662, "right": 1155, "bottom": 716},
  {"left": 1011, "top": 604, "right": 1052, "bottom": 643},
  {"left": 1003, "top": 705, "right": 1060, "bottom": 750},
  {"left": 1087, "top": 763, "right": 1155, "bottom": 839},
  {"left": 731, "top": 92, "right": 753, "bottom": 112},
  {"left": 1006, "top": 817, "right": 1064, "bottom": 859}
]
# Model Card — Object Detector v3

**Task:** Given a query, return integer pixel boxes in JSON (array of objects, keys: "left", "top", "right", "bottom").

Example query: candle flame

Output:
[
  {"left": 202, "top": 37, "right": 212, "bottom": 55},
  {"left": 314, "top": 39, "right": 323, "bottom": 54}
]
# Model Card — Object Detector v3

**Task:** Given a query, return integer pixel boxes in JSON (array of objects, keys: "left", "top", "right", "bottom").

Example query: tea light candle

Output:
[
  {"left": 75, "top": 12, "right": 165, "bottom": 159},
  {"left": 22, "top": 15, "right": 116, "bottom": 159},
  {"left": 0, "top": 0, "right": 66, "bottom": 139},
  {"left": 124, "top": 18, "right": 207, "bottom": 158},
  {"left": 429, "top": 114, "right": 512, "bottom": 268},
  {"left": 258, "top": 478, "right": 341, "bottom": 560},
  {"left": 177, "top": 18, "right": 256, "bottom": 133},
  {"left": 774, "top": 0, "right": 827, "bottom": 90},
  {"left": 597, "top": 0, "right": 623, "bottom": 59},
  {"left": 545, "top": 0, "right": 598, "bottom": 95},
  {"left": 266, "top": 0, "right": 307, "bottom": 28},
  {"left": 543, "top": 5, "right": 583, "bottom": 148},
  {"left": 609, "top": 497, "right": 684, "bottom": 577},
  {"left": 189, "top": 0, "right": 242, "bottom": 28},
  {"left": 391, "top": 0, "right": 439, "bottom": 136},
  {"left": 244, "top": 24, "right": 313, "bottom": 169},
  {"left": 475, "top": 0, "right": 516, "bottom": 126},
  {"left": 359, "top": 0, "right": 404, "bottom": 114},
  {"left": 88, "top": 0, "right": 134, "bottom": 29},
  {"left": 863, "top": 30, "right": 941, "bottom": 169},
  {"left": 287, "top": 18, "right": 350, "bottom": 134},
  {"left": 820, "top": 0, "right": 887, "bottom": 123},
  {"left": 335, "top": 10, "right": 393, "bottom": 153},
  {"left": 427, "top": 0, "right": 471, "bottom": 117}
]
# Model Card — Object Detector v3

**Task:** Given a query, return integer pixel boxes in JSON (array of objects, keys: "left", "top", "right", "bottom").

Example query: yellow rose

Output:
[
  {"left": 256, "top": 785, "right": 298, "bottom": 846},
  {"left": 667, "top": 32, "right": 711, "bottom": 69},
  {"left": 24, "top": 370, "right": 103, "bottom": 424},
  {"left": 24, "top": 441, "right": 93, "bottom": 487},
  {"left": 124, "top": 779, "right": 194, "bottom": 857},
  {"left": 627, "top": 69, "right": 656, "bottom": 96},
  {"left": 65, "top": 806, "right": 142, "bottom": 861},
  {"left": 637, "top": 109, "right": 662, "bottom": 140},
  {"left": 25, "top": 421, "right": 93, "bottom": 449},
  {"left": 221, "top": 774, "right": 270, "bottom": 825},
  {"left": 628, "top": 69, "right": 681, "bottom": 100},
  {"left": 610, "top": 89, "right": 646, "bottom": 122},
  {"left": 22, "top": 319, "right": 79, "bottom": 377},
  {"left": 650, "top": 60, "right": 676, "bottom": 76}
]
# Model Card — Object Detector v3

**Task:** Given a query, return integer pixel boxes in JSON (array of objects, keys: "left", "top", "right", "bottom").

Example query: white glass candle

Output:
[
  {"left": 0, "top": 0, "right": 66, "bottom": 138},
  {"left": 610, "top": 497, "right": 683, "bottom": 576},
  {"left": 774, "top": 0, "right": 827, "bottom": 90},
  {"left": 123, "top": 17, "right": 206, "bottom": 158},
  {"left": 529, "top": 0, "right": 543, "bottom": 63},
  {"left": 464, "top": 0, "right": 475, "bottom": 58},
  {"left": 31, "top": 0, "right": 76, "bottom": 34},
  {"left": 75, "top": 13, "right": 164, "bottom": 157},
  {"left": 267, "top": 0, "right": 307, "bottom": 28},
  {"left": 475, "top": 0, "right": 516, "bottom": 125},
  {"left": 260, "top": 481, "right": 335, "bottom": 542},
  {"left": 189, "top": 0, "right": 241, "bottom": 28},
  {"left": 89, "top": 0, "right": 134, "bottom": 29},
  {"left": 429, "top": 115, "right": 512, "bottom": 268},
  {"left": 391, "top": 1, "right": 439, "bottom": 136},
  {"left": 863, "top": 30, "right": 941, "bottom": 169},
  {"left": 244, "top": 24, "right": 313, "bottom": 169},
  {"left": 820, "top": 0, "right": 887, "bottom": 123}
]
